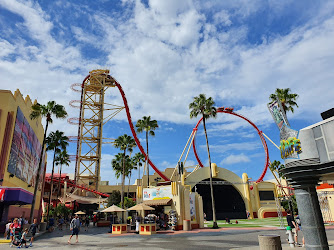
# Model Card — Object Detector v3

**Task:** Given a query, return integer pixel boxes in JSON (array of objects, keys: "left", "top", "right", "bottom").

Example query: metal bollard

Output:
[
  {"left": 258, "top": 235, "right": 282, "bottom": 250},
  {"left": 286, "top": 226, "right": 295, "bottom": 248}
]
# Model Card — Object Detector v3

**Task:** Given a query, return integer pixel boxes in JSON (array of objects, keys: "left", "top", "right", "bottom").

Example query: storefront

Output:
[
  {"left": 0, "top": 90, "right": 46, "bottom": 227},
  {"left": 137, "top": 183, "right": 204, "bottom": 230}
]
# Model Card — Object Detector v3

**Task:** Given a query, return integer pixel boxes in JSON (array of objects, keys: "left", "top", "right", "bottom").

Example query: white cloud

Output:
[
  {"left": 203, "top": 141, "right": 261, "bottom": 153},
  {"left": 221, "top": 153, "right": 250, "bottom": 165}
]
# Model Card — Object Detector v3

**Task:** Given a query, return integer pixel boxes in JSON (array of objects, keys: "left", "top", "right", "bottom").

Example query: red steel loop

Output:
[
  {"left": 114, "top": 81, "right": 169, "bottom": 181},
  {"left": 70, "top": 83, "right": 83, "bottom": 92},
  {"left": 67, "top": 117, "right": 80, "bottom": 125},
  {"left": 69, "top": 100, "right": 81, "bottom": 108},
  {"left": 192, "top": 108, "right": 270, "bottom": 183}
]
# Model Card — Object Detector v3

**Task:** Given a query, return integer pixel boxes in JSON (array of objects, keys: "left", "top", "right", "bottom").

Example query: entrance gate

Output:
[{"left": 192, "top": 178, "right": 246, "bottom": 220}]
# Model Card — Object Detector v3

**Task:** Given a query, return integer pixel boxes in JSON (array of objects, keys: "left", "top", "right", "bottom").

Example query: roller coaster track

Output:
[
  {"left": 114, "top": 81, "right": 169, "bottom": 181},
  {"left": 192, "top": 108, "right": 270, "bottom": 183},
  {"left": 45, "top": 177, "right": 109, "bottom": 197},
  {"left": 69, "top": 74, "right": 169, "bottom": 183}
]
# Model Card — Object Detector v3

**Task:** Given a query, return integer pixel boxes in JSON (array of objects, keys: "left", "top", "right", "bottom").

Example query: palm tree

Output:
[
  {"left": 133, "top": 152, "right": 145, "bottom": 184},
  {"left": 45, "top": 130, "right": 69, "bottom": 223},
  {"left": 269, "top": 88, "right": 299, "bottom": 114},
  {"left": 54, "top": 150, "right": 70, "bottom": 204},
  {"left": 127, "top": 157, "right": 138, "bottom": 198},
  {"left": 29, "top": 101, "right": 67, "bottom": 223},
  {"left": 270, "top": 160, "right": 285, "bottom": 178},
  {"left": 135, "top": 116, "right": 158, "bottom": 186},
  {"left": 113, "top": 134, "right": 137, "bottom": 209},
  {"left": 189, "top": 94, "right": 218, "bottom": 229}
]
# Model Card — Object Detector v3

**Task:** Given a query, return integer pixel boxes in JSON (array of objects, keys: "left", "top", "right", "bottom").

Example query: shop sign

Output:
[
  {"left": 143, "top": 186, "right": 172, "bottom": 201},
  {"left": 189, "top": 193, "right": 196, "bottom": 221},
  {"left": 280, "top": 137, "right": 302, "bottom": 159}
]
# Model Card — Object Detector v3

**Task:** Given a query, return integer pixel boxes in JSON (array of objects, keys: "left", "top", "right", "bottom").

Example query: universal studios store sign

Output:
[{"left": 268, "top": 98, "right": 302, "bottom": 159}]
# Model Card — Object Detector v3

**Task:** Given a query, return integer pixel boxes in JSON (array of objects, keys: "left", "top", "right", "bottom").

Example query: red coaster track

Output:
[{"left": 192, "top": 108, "right": 270, "bottom": 183}]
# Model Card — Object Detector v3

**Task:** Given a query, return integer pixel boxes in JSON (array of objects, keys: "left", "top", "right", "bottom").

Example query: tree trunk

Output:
[
  {"left": 146, "top": 132, "right": 149, "bottom": 187},
  {"left": 29, "top": 120, "right": 49, "bottom": 223},
  {"left": 127, "top": 172, "right": 131, "bottom": 198},
  {"left": 121, "top": 149, "right": 126, "bottom": 209},
  {"left": 46, "top": 149, "right": 56, "bottom": 223},
  {"left": 203, "top": 116, "right": 218, "bottom": 229},
  {"left": 57, "top": 164, "right": 63, "bottom": 206}
]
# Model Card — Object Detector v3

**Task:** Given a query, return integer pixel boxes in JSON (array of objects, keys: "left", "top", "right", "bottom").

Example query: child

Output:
[
  {"left": 17, "top": 228, "right": 28, "bottom": 248},
  {"left": 29, "top": 218, "right": 38, "bottom": 247}
]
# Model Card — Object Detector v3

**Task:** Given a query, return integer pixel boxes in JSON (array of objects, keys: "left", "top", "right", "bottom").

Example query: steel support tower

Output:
[{"left": 74, "top": 69, "right": 117, "bottom": 190}]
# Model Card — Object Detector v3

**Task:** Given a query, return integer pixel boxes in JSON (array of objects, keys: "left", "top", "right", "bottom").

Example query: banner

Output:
[
  {"left": 143, "top": 186, "right": 172, "bottom": 200},
  {"left": 189, "top": 193, "right": 196, "bottom": 221},
  {"left": 267, "top": 99, "right": 290, "bottom": 130}
]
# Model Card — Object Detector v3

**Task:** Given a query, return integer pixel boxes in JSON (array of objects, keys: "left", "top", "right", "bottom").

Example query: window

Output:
[{"left": 259, "top": 191, "right": 275, "bottom": 201}]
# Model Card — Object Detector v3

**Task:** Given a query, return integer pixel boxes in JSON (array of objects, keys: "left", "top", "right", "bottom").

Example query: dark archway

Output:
[{"left": 192, "top": 178, "right": 247, "bottom": 220}]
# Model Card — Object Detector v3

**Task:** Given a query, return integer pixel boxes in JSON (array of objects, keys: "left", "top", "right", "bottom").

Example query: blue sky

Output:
[{"left": 1, "top": 0, "right": 334, "bottom": 185}]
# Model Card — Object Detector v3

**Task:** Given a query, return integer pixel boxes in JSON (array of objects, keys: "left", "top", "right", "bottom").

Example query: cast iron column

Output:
[{"left": 295, "top": 186, "right": 328, "bottom": 249}]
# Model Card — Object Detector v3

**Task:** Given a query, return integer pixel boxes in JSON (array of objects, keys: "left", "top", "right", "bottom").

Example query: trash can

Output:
[
  {"left": 258, "top": 234, "right": 282, "bottom": 250},
  {"left": 183, "top": 220, "right": 191, "bottom": 231}
]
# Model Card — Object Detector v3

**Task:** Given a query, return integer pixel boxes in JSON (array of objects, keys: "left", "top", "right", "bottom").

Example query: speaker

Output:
[{"left": 321, "top": 108, "right": 334, "bottom": 120}]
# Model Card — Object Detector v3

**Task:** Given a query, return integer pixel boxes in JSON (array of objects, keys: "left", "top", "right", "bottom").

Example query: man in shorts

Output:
[
  {"left": 68, "top": 215, "right": 80, "bottom": 244},
  {"left": 29, "top": 218, "right": 38, "bottom": 247},
  {"left": 286, "top": 209, "right": 298, "bottom": 244}
]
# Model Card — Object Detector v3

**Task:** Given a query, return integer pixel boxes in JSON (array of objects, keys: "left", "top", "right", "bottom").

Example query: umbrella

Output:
[
  {"left": 101, "top": 205, "right": 126, "bottom": 213},
  {"left": 75, "top": 211, "right": 86, "bottom": 215},
  {"left": 127, "top": 203, "right": 155, "bottom": 211}
]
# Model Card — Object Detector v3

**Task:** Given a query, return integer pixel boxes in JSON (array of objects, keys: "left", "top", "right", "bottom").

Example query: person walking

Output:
[
  {"left": 295, "top": 210, "right": 305, "bottom": 247},
  {"left": 84, "top": 216, "right": 89, "bottom": 231},
  {"left": 28, "top": 218, "right": 38, "bottom": 247},
  {"left": 286, "top": 209, "right": 298, "bottom": 244},
  {"left": 93, "top": 214, "right": 97, "bottom": 227},
  {"left": 58, "top": 217, "right": 64, "bottom": 230},
  {"left": 68, "top": 215, "right": 80, "bottom": 244}
]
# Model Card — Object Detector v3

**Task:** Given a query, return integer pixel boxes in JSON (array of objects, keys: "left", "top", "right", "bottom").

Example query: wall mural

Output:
[{"left": 7, "top": 107, "right": 44, "bottom": 189}]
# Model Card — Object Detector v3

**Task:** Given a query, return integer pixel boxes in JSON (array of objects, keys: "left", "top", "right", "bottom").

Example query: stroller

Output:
[{"left": 11, "top": 228, "right": 22, "bottom": 247}]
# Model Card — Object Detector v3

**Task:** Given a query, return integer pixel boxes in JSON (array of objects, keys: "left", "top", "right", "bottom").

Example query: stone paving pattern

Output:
[{"left": 1, "top": 226, "right": 334, "bottom": 249}]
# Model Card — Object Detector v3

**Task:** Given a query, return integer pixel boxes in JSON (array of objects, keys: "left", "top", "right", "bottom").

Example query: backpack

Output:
[{"left": 71, "top": 219, "right": 78, "bottom": 229}]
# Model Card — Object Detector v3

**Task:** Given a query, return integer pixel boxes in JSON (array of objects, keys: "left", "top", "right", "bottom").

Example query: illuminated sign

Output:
[{"left": 280, "top": 137, "right": 302, "bottom": 159}]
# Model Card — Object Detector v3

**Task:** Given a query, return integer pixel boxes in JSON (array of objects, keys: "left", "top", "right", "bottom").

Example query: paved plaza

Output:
[{"left": 1, "top": 226, "right": 334, "bottom": 250}]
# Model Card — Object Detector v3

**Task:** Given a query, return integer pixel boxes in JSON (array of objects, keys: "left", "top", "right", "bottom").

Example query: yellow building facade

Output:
[{"left": 0, "top": 89, "right": 45, "bottom": 224}]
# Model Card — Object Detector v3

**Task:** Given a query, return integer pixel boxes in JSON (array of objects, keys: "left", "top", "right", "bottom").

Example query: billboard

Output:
[
  {"left": 7, "top": 107, "right": 44, "bottom": 189},
  {"left": 143, "top": 186, "right": 172, "bottom": 200}
]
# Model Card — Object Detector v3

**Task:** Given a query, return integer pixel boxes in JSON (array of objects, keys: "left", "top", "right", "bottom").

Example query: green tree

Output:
[
  {"left": 45, "top": 130, "right": 69, "bottom": 223},
  {"left": 127, "top": 156, "right": 138, "bottom": 198},
  {"left": 54, "top": 203, "right": 71, "bottom": 218},
  {"left": 135, "top": 116, "right": 158, "bottom": 186},
  {"left": 133, "top": 152, "right": 145, "bottom": 185},
  {"left": 113, "top": 135, "right": 136, "bottom": 209},
  {"left": 107, "top": 190, "right": 121, "bottom": 207},
  {"left": 54, "top": 150, "right": 70, "bottom": 203},
  {"left": 189, "top": 94, "right": 218, "bottom": 229},
  {"left": 269, "top": 88, "right": 299, "bottom": 114},
  {"left": 123, "top": 197, "right": 136, "bottom": 208},
  {"left": 270, "top": 160, "right": 285, "bottom": 179},
  {"left": 29, "top": 101, "right": 67, "bottom": 223}
]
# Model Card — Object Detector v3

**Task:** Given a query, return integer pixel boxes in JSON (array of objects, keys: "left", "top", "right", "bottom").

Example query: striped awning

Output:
[{"left": 143, "top": 198, "right": 172, "bottom": 206}]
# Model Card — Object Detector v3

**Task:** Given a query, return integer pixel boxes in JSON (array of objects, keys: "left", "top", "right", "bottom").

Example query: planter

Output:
[{"left": 39, "top": 222, "right": 47, "bottom": 231}]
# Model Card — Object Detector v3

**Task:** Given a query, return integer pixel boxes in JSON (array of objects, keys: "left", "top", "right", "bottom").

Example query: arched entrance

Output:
[{"left": 192, "top": 178, "right": 247, "bottom": 220}]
